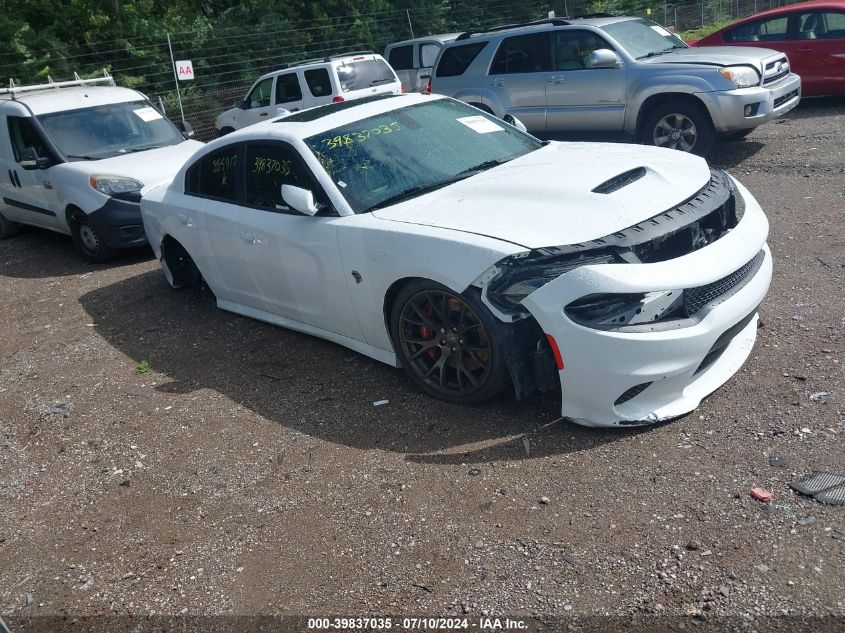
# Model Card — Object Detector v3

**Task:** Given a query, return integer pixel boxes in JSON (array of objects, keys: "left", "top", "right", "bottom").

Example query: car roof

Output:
[
  {"left": 711, "top": 0, "right": 843, "bottom": 26},
  {"left": 387, "top": 33, "right": 462, "bottom": 47},
  {"left": 212, "top": 93, "right": 440, "bottom": 144},
  {"left": 0, "top": 85, "right": 145, "bottom": 115},
  {"left": 452, "top": 15, "right": 638, "bottom": 41},
  {"left": 256, "top": 52, "right": 386, "bottom": 80}
]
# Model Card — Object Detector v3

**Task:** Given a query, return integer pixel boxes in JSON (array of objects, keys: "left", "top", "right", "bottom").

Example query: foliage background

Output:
[{"left": 0, "top": 0, "right": 800, "bottom": 138}]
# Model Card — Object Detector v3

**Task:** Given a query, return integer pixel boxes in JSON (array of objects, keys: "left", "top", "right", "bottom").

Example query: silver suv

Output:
[{"left": 431, "top": 16, "right": 801, "bottom": 155}]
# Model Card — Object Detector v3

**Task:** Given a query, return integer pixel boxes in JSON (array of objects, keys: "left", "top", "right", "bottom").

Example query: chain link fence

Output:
[{"left": 1, "top": 0, "right": 804, "bottom": 141}]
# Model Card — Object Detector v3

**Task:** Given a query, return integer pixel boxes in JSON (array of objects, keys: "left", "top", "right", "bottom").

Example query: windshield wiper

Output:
[
  {"left": 637, "top": 45, "right": 686, "bottom": 60},
  {"left": 66, "top": 153, "right": 109, "bottom": 160},
  {"left": 456, "top": 158, "right": 510, "bottom": 177},
  {"left": 370, "top": 77, "right": 395, "bottom": 85},
  {"left": 124, "top": 144, "right": 167, "bottom": 153}
]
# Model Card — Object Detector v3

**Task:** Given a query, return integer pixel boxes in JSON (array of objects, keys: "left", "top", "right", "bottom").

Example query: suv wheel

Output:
[
  {"left": 643, "top": 100, "right": 714, "bottom": 156},
  {"left": 218, "top": 126, "right": 235, "bottom": 137},
  {"left": 0, "top": 211, "right": 19, "bottom": 239},
  {"left": 69, "top": 211, "right": 118, "bottom": 263}
]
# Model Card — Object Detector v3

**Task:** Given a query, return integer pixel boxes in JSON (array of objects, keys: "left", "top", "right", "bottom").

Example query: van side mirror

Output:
[
  {"left": 591, "top": 49, "right": 622, "bottom": 69},
  {"left": 19, "top": 147, "right": 50, "bottom": 170},
  {"left": 281, "top": 184, "right": 320, "bottom": 216},
  {"left": 179, "top": 120, "right": 194, "bottom": 137}
]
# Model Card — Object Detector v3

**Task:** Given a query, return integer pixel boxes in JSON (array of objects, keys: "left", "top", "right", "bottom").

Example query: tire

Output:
[
  {"left": 218, "top": 126, "right": 235, "bottom": 137},
  {"left": 69, "top": 210, "right": 118, "bottom": 263},
  {"left": 722, "top": 128, "right": 755, "bottom": 141},
  {"left": 389, "top": 280, "right": 510, "bottom": 405},
  {"left": 0, "top": 211, "right": 19, "bottom": 239},
  {"left": 642, "top": 100, "right": 715, "bottom": 156}
]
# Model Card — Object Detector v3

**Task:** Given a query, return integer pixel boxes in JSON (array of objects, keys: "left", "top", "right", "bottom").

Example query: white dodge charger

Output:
[{"left": 141, "top": 93, "right": 772, "bottom": 427}]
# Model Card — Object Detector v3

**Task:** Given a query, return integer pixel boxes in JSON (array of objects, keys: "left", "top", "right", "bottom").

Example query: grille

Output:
[
  {"left": 684, "top": 250, "right": 764, "bottom": 317},
  {"left": 614, "top": 382, "right": 652, "bottom": 406},
  {"left": 774, "top": 89, "right": 799, "bottom": 109},
  {"left": 763, "top": 57, "right": 790, "bottom": 85}
]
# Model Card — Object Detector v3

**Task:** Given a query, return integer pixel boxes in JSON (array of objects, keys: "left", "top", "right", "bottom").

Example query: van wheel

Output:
[
  {"left": 69, "top": 210, "right": 118, "bottom": 263},
  {"left": 0, "top": 211, "right": 19, "bottom": 239},
  {"left": 468, "top": 102, "right": 494, "bottom": 115},
  {"left": 642, "top": 100, "right": 714, "bottom": 156},
  {"left": 218, "top": 127, "right": 235, "bottom": 137}
]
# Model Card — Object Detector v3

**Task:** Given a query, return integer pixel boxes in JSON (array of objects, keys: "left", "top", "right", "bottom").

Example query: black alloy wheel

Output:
[{"left": 391, "top": 281, "right": 509, "bottom": 405}]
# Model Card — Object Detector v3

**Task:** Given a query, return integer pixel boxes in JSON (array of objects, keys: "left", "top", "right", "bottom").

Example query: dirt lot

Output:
[{"left": 1, "top": 98, "right": 843, "bottom": 632}]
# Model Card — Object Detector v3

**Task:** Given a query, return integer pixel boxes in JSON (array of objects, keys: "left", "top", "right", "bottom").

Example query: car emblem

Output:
[{"left": 776, "top": 62, "right": 784, "bottom": 73}]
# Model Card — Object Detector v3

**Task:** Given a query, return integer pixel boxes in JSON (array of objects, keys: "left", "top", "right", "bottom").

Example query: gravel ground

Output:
[{"left": 1, "top": 98, "right": 843, "bottom": 632}]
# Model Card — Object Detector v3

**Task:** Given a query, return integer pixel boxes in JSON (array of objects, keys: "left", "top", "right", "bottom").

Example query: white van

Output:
[
  {"left": 215, "top": 52, "right": 401, "bottom": 134},
  {"left": 384, "top": 34, "right": 460, "bottom": 93},
  {"left": 0, "top": 73, "right": 203, "bottom": 261}
]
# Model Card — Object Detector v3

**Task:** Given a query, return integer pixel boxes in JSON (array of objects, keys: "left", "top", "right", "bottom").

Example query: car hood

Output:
[
  {"left": 62, "top": 140, "right": 204, "bottom": 191},
  {"left": 371, "top": 142, "right": 711, "bottom": 249},
  {"left": 642, "top": 46, "right": 782, "bottom": 68}
]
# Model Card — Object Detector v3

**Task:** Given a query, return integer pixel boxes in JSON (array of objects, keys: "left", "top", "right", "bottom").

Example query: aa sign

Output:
[{"left": 175, "top": 60, "right": 194, "bottom": 80}]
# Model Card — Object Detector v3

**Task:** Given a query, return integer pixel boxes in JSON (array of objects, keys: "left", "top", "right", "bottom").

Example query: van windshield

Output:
[
  {"left": 38, "top": 101, "right": 185, "bottom": 160},
  {"left": 336, "top": 59, "right": 396, "bottom": 91}
]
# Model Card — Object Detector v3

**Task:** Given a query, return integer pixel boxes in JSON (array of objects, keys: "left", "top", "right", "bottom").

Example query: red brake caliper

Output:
[{"left": 418, "top": 302, "right": 438, "bottom": 359}]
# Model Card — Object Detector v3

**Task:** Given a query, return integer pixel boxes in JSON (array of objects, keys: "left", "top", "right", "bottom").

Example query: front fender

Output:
[
  {"left": 337, "top": 215, "right": 524, "bottom": 353},
  {"left": 626, "top": 74, "right": 721, "bottom": 132},
  {"left": 215, "top": 108, "right": 240, "bottom": 131}
]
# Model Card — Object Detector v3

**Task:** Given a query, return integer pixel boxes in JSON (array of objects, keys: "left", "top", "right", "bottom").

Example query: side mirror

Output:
[
  {"left": 590, "top": 49, "right": 622, "bottom": 69},
  {"left": 502, "top": 114, "right": 528, "bottom": 132},
  {"left": 179, "top": 120, "right": 194, "bottom": 137},
  {"left": 281, "top": 184, "right": 320, "bottom": 216},
  {"left": 238, "top": 99, "right": 249, "bottom": 110},
  {"left": 19, "top": 147, "right": 50, "bottom": 170}
]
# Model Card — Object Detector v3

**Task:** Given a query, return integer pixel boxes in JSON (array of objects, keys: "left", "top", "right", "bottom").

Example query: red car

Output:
[{"left": 691, "top": 0, "right": 845, "bottom": 96}]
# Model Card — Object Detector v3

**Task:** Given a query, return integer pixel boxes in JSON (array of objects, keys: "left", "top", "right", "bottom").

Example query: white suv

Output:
[
  {"left": 215, "top": 52, "right": 401, "bottom": 134},
  {"left": 0, "top": 73, "right": 203, "bottom": 261}
]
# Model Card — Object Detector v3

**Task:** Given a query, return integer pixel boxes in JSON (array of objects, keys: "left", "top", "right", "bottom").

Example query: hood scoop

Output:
[{"left": 592, "top": 167, "right": 646, "bottom": 194}]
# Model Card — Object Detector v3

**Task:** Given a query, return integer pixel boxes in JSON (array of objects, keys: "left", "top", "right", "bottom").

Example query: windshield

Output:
[
  {"left": 600, "top": 18, "right": 687, "bottom": 59},
  {"left": 336, "top": 59, "right": 396, "bottom": 92},
  {"left": 305, "top": 99, "right": 541, "bottom": 213},
  {"left": 38, "top": 100, "right": 185, "bottom": 160}
]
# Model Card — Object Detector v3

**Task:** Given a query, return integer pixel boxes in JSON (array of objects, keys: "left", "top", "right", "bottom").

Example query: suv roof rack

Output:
[
  {"left": 1, "top": 69, "right": 115, "bottom": 100},
  {"left": 455, "top": 18, "right": 571, "bottom": 40},
  {"left": 283, "top": 50, "right": 375, "bottom": 69},
  {"left": 569, "top": 13, "right": 617, "bottom": 19}
]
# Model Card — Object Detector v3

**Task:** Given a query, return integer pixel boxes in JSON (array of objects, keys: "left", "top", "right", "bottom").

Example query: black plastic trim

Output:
[
  {"left": 85, "top": 197, "right": 146, "bottom": 249},
  {"left": 3, "top": 197, "right": 56, "bottom": 216}
]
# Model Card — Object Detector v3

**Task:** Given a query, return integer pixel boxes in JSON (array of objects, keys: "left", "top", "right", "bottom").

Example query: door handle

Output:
[
  {"left": 490, "top": 79, "right": 505, "bottom": 86},
  {"left": 260, "top": 113, "right": 269, "bottom": 117},
  {"left": 796, "top": 47, "right": 812, "bottom": 52},
  {"left": 241, "top": 231, "right": 256, "bottom": 244}
]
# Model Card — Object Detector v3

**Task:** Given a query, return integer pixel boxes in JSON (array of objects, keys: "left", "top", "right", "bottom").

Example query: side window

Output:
[
  {"left": 244, "top": 143, "right": 306, "bottom": 210},
  {"left": 798, "top": 11, "right": 845, "bottom": 39},
  {"left": 246, "top": 77, "right": 273, "bottom": 109},
  {"left": 420, "top": 43, "right": 441, "bottom": 68},
  {"left": 435, "top": 42, "right": 488, "bottom": 77},
  {"left": 186, "top": 145, "right": 240, "bottom": 202},
  {"left": 275, "top": 73, "right": 303, "bottom": 104},
  {"left": 490, "top": 33, "right": 552, "bottom": 75},
  {"left": 388, "top": 45, "right": 414, "bottom": 70},
  {"left": 305, "top": 68, "right": 332, "bottom": 97},
  {"left": 552, "top": 30, "right": 613, "bottom": 71},
  {"left": 725, "top": 17, "right": 788, "bottom": 42},
  {"left": 7, "top": 117, "right": 48, "bottom": 162}
]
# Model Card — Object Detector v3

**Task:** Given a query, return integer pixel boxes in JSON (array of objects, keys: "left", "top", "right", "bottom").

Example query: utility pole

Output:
[
  {"left": 406, "top": 9, "right": 414, "bottom": 38},
  {"left": 166, "top": 32, "right": 186, "bottom": 127}
]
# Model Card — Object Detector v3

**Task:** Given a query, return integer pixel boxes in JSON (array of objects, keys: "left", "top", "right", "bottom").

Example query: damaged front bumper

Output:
[{"left": 518, "top": 178, "right": 771, "bottom": 427}]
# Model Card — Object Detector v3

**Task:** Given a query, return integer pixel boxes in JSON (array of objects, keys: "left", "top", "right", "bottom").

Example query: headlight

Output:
[
  {"left": 566, "top": 290, "right": 685, "bottom": 328},
  {"left": 489, "top": 252, "right": 617, "bottom": 309},
  {"left": 89, "top": 175, "right": 144, "bottom": 196},
  {"left": 719, "top": 66, "right": 760, "bottom": 88}
]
